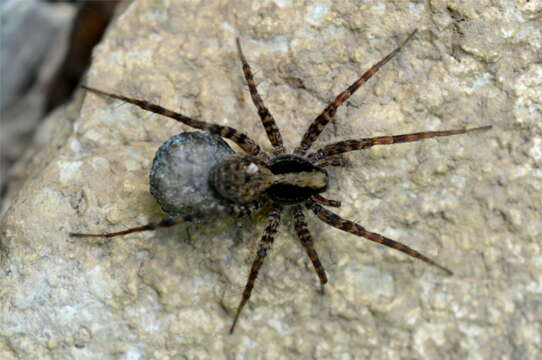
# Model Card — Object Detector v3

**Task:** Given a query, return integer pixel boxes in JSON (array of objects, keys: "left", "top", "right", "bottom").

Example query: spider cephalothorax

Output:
[
  {"left": 71, "top": 30, "right": 491, "bottom": 333},
  {"left": 209, "top": 154, "right": 328, "bottom": 205}
]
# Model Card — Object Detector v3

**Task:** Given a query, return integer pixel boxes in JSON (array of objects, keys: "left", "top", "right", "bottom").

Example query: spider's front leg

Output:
[
  {"left": 306, "top": 198, "right": 453, "bottom": 275},
  {"left": 309, "top": 126, "right": 492, "bottom": 161},
  {"left": 312, "top": 194, "right": 341, "bottom": 208},
  {"left": 295, "top": 30, "right": 418, "bottom": 155},
  {"left": 70, "top": 202, "right": 263, "bottom": 238}
]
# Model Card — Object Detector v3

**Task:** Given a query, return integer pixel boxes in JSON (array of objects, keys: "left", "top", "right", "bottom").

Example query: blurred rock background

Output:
[{"left": 1, "top": 0, "right": 121, "bottom": 213}]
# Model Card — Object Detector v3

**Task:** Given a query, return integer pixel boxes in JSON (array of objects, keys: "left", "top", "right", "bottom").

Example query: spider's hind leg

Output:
[
  {"left": 70, "top": 202, "right": 263, "bottom": 238},
  {"left": 70, "top": 212, "right": 214, "bottom": 238},
  {"left": 81, "top": 86, "right": 262, "bottom": 156},
  {"left": 230, "top": 204, "right": 283, "bottom": 334}
]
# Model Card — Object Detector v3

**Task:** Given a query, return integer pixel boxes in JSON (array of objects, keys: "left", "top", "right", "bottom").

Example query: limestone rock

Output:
[{"left": 1, "top": 0, "right": 540, "bottom": 359}]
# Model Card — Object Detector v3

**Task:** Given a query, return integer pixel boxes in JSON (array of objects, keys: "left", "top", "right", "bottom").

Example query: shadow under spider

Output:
[{"left": 71, "top": 29, "right": 492, "bottom": 334}]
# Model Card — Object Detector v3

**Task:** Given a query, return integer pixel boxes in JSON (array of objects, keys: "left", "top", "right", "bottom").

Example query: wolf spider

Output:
[{"left": 71, "top": 29, "right": 491, "bottom": 333}]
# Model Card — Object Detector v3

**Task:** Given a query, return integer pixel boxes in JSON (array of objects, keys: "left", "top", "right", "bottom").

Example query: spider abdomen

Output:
[{"left": 209, "top": 155, "right": 274, "bottom": 203}]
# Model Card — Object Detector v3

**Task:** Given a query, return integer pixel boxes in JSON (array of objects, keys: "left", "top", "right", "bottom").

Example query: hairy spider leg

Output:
[
  {"left": 81, "top": 86, "right": 262, "bottom": 156},
  {"left": 236, "top": 38, "right": 285, "bottom": 153},
  {"left": 315, "top": 156, "right": 348, "bottom": 168},
  {"left": 313, "top": 194, "right": 341, "bottom": 208},
  {"left": 70, "top": 202, "right": 263, "bottom": 238},
  {"left": 306, "top": 198, "right": 453, "bottom": 275},
  {"left": 295, "top": 29, "right": 418, "bottom": 155},
  {"left": 309, "top": 126, "right": 493, "bottom": 161},
  {"left": 230, "top": 205, "right": 282, "bottom": 334},
  {"left": 292, "top": 205, "right": 328, "bottom": 290}
]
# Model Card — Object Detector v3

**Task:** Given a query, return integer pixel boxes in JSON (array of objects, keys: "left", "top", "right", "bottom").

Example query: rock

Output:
[
  {"left": 1, "top": 1, "right": 540, "bottom": 359},
  {"left": 0, "top": 0, "right": 74, "bottom": 195},
  {"left": 0, "top": 0, "right": 69, "bottom": 111}
]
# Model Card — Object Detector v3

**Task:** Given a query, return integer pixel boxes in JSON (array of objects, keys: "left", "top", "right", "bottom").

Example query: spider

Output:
[{"left": 70, "top": 29, "right": 491, "bottom": 334}]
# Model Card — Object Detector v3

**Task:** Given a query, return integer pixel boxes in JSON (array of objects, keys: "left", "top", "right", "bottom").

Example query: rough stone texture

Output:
[
  {"left": 1, "top": 0, "right": 540, "bottom": 359},
  {"left": 150, "top": 132, "right": 235, "bottom": 217}
]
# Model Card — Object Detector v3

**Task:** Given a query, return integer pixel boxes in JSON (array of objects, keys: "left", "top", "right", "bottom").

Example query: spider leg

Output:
[
  {"left": 81, "top": 86, "right": 262, "bottom": 156},
  {"left": 230, "top": 204, "right": 282, "bottom": 334},
  {"left": 70, "top": 202, "right": 263, "bottom": 238},
  {"left": 292, "top": 205, "right": 328, "bottom": 291},
  {"left": 306, "top": 198, "right": 453, "bottom": 275},
  {"left": 315, "top": 156, "right": 347, "bottom": 168},
  {"left": 70, "top": 216, "right": 199, "bottom": 238},
  {"left": 236, "top": 39, "right": 285, "bottom": 153},
  {"left": 313, "top": 194, "right": 341, "bottom": 208},
  {"left": 295, "top": 30, "right": 418, "bottom": 155},
  {"left": 310, "top": 125, "right": 492, "bottom": 161}
]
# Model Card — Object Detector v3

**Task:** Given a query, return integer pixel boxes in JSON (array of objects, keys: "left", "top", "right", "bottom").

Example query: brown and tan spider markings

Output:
[{"left": 71, "top": 29, "right": 491, "bottom": 333}]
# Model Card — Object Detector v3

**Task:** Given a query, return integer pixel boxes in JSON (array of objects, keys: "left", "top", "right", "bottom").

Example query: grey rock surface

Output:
[
  {"left": 0, "top": 0, "right": 74, "bottom": 198},
  {"left": 0, "top": 0, "right": 68, "bottom": 111},
  {"left": 1, "top": 0, "right": 540, "bottom": 359}
]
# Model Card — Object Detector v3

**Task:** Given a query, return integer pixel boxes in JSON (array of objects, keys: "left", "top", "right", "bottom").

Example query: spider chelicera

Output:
[{"left": 71, "top": 29, "right": 491, "bottom": 333}]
